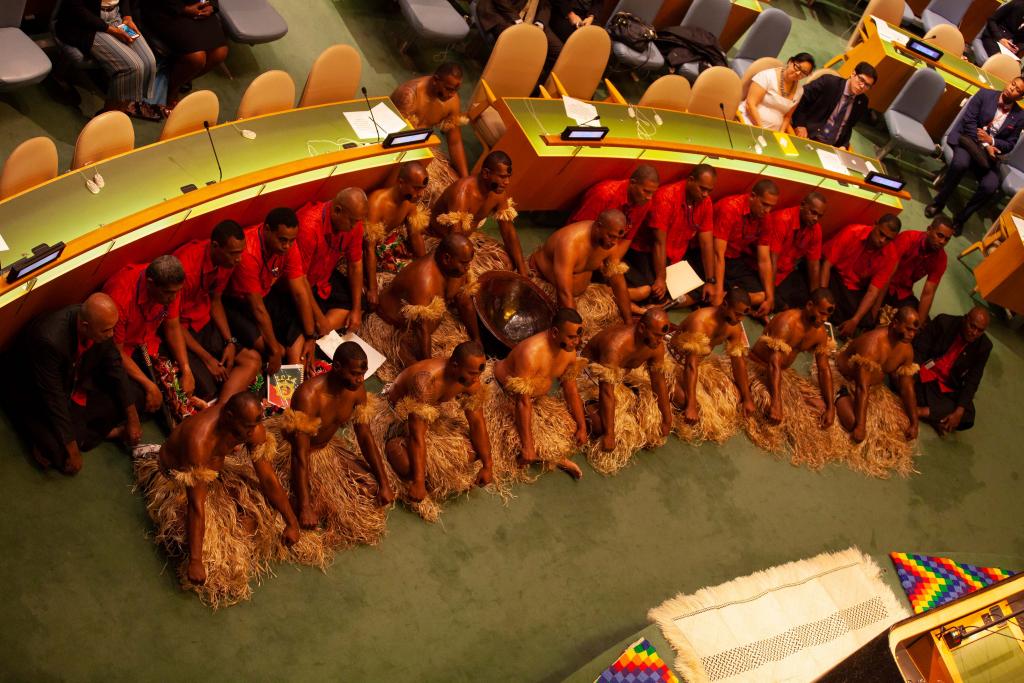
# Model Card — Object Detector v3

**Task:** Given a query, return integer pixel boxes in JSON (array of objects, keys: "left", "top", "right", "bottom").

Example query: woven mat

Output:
[
  {"left": 648, "top": 548, "right": 908, "bottom": 683},
  {"left": 890, "top": 552, "right": 1018, "bottom": 614}
]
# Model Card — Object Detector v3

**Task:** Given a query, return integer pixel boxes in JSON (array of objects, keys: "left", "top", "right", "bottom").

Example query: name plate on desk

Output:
[
  {"left": 382, "top": 128, "right": 433, "bottom": 148},
  {"left": 905, "top": 39, "right": 943, "bottom": 62},
  {"left": 864, "top": 171, "right": 906, "bottom": 192},
  {"left": 560, "top": 126, "right": 610, "bottom": 141},
  {"left": 6, "top": 242, "right": 65, "bottom": 283}
]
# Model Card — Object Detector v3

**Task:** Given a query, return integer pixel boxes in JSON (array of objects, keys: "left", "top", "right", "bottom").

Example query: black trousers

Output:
[
  {"left": 774, "top": 266, "right": 811, "bottom": 312},
  {"left": 932, "top": 145, "right": 1001, "bottom": 226},
  {"left": 915, "top": 379, "right": 976, "bottom": 431},
  {"left": 828, "top": 276, "right": 867, "bottom": 327},
  {"left": 186, "top": 320, "right": 228, "bottom": 400},
  {"left": 724, "top": 257, "right": 764, "bottom": 293},
  {"left": 223, "top": 284, "right": 304, "bottom": 351}
]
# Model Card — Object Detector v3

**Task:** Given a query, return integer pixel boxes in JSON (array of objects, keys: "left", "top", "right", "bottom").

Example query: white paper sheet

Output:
[
  {"left": 998, "top": 42, "right": 1019, "bottom": 58},
  {"left": 562, "top": 96, "right": 600, "bottom": 126},
  {"left": 872, "top": 16, "right": 909, "bottom": 46},
  {"left": 0, "top": 233, "right": 8, "bottom": 251},
  {"left": 370, "top": 102, "right": 409, "bottom": 134},
  {"left": 1012, "top": 215, "right": 1024, "bottom": 242},
  {"left": 816, "top": 148, "right": 850, "bottom": 175},
  {"left": 316, "top": 330, "right": 386, "bottom": 379},
  {"left": 666, "top": 260, "right": 704, "bottom": 300},
  {"left": 865, "top": 161, "right": 879, "bottom": 174},
  {"left": 343, "top": 110, "right": 387, "bottom": 139}
]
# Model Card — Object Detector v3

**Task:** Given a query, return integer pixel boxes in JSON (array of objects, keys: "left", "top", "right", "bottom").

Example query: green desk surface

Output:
[
  {"left": 502, "top": 98, "right": 903, "bottom": 208},
  {"left": 0, "top": 98, "right": 431, "bottom": 263},
  {"left": 874, "top": 19, "right": 1002, "bottom": 93},
  {"left": 733, "top": 0, "right": 761, "bottom": 10}
]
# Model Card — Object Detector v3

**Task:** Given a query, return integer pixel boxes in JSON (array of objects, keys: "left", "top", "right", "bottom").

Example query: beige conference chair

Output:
[
  {"left": 686, "top": 66, "right": 742, "bottom": 119},
  {"left": 299, "top": 44, "right": 361, "bottom": 107},
  {"left": 159, "top": 90, "right": 220, "bottom": 141},
  {"left": 236, "top": 70, "right": 295, "bottom": 120},
  {"left": 638, "top": 74, "right": 692, "bottom": 112},
  {"left": 806, "top": 67, "right": 842, "bottom": 84},
  {"left": 740, "top": 57, "right": 784, "bottom": 98},
  {"left": 542, "top": 25, "right": 611, "bottom": 100},
  {"left": 923, "top": 23, "right": 965, "bottom": 56},
  {"left": 467, "top": 23, "right": 547, "bottom": 150},
  {"left": 846, "top": 0, "right": 905, "bottom": 50},
  {"left": 72, "top": 111, "right": 134, "bottom": 170},
  {"left": 981, "top": 53, "right": 1021, "bottom": 83},
  {"left": 0, "top": 136, "right": 58, "bottom": 199}
]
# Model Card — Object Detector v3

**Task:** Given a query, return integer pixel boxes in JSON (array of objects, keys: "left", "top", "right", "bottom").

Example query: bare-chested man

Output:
[
  {"left": 158, "top": 391, "right": 300, "bottom": 585},
  {"left": 383, "top": 341, "right": 492, "bottom": 502},
  {"left": 529, "top": 209, "right": 632, "bottom": 324},
  {"left": 376, "top": 233, "right": 481, "bottom": 365},
  {"left": 390, "top": 62, "right": 469, "bottom": 178},
  {"left": 835, "top": 306, "right": 920, "bottom": 443},
  {"left": 493, "top": 307, "right": 587, "bottom": 479},
  {"left": 669, "top": 287, "right": 756, "bottom": 423},
  {"left": 750, "top": 288, "right": 836, "bottom": 426},
  {"left": 583, "top": 308, "right": 673, "bottom": 451},
  {"left": 365, "top": 161, "right": 431, "bottom": 295},
  {"left": 285, "top": 342, "right": 394, "bottom": 528},
  {"left": 429, "top": 150, "right": 528, "bottom": 276}
]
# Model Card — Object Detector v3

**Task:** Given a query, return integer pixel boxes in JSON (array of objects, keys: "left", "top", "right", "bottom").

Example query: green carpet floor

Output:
[{"left": 1, "top": 1, "right": 1022, "bottom": 681}]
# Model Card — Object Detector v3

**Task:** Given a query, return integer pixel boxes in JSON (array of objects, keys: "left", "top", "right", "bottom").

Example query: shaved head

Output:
[
  {"left": 82, "top": 292, "right": 118, "bottom": 328},
  {"left": 641, "top": 307, "right": 669, "bottom": 330},
  {"left": 963, "top": 306, "right": 990, "bottom": 343},
  {"left": 335, "top": 187, "right": 368, "bottom": 213},
  {"left": 967, "top": 306, "right": 990, "bottom": 326},
  {"left": 224, "top": 391, "right": 262, "bottom": 421},
  {"left": 331, "top": 187, "right": 369, "bottom": 231},
  {"left": 398, "top": 160, "right": 427, "bottom": 183}
]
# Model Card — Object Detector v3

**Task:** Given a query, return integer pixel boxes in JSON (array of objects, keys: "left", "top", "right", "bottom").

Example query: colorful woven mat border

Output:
[
  {"left": 596, "top": 637, "right": 678, "bottom": 683},
  {"left": 890, "top": 552, "right": 1018, "bottom": 614}
]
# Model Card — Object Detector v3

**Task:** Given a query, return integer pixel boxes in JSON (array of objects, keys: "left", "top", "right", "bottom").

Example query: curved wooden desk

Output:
[
  {"left": 0, "top": 98, "right": 436, "bottom": 348},
  {"left": 492, "top": 97, "right": 906, "bottom": 236}
]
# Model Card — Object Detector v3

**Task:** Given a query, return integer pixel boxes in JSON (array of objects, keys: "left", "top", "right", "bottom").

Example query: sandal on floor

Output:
[{"left": 125, "top": 101, "right": 164, "bottom": 122}]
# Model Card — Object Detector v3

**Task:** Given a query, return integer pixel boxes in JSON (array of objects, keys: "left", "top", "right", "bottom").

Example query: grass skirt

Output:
[
  {"left": 265, "top": 419, "right": 389, "bottom": 554},
  {"left": 811, "top": 360, "right": 919, "bottom": 478},
  {"left": 133, "top": 448, "right": 279, "bottom": 608},
  {"left": 580, "top": 365, "right": 670, "bottom": 475},
  {"left": 423, "top": 152, "right": 459, "bottom": 208},
  {"left": 671, "top": 355, "right": 743, "bottom": 444},
  {"left": 530, "top": 277, "right": 622, "bottom": 339},
  {"left": 744, "top": 362, "right": 842, "bottom": 470},
  {"left": 360, "top": 309, "right": 469, "bottom": 383}
]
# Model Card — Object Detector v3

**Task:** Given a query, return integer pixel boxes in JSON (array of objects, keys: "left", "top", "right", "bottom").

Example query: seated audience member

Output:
[
  {"left": 644, "top": 164, "right": 717, "bottom": 305},
  {"left": 770, "top": 192, "right": 827, "bottom": 311},
  {"left": 835, "top": 306, "right": 920, "bottom": 443},
  {"left": 384, "top": 341, "right": 493, "bottom": 502},
  {"left": 295, "top": 188, "right": 368, "bottom": 336},
  {"left": 750, "top": 288, "right": 836, "bottom": 426},
  {"left": 55, "top": 0, "right": 160, "bottom": 120},
  {"left": 365, "top": 160, "right": 431, "bottom": 285},
  {"left": 530, "top": 209, "right": 633, "bottom": 323},
  {"left": 739, "top": 53, "right": 815, "bottom": 133},
  {"left": 430, "top": 151, "right": 528, "bottom": 276},
  {"left": 582, "top": 308, "right": 673, "bottom": 451},
  {"left": 140, "top": 0, "right": 228, "bottom": 109},
  {"left": 172, "top": 221, "right": 261, "bottom": 401},
  {"left": 790, "top": 61, "right": 876, "bottom": 150},
  {"left": 493, "top": 307, "right": 587, "bottom": 479},
  {"left": 820, "top": 214, "right": 902, "bottom": 337},
  {"left": 550, "top": 0, "right": 596, "bottom": 42},
  {"left": 571, "top": 164, "right": 660, "bottom": 264},
  {"left": 476, "top": 0, "right": 562, "bottom": 71},
  {"left": 223, "top": 208, "right": 315, "bottom": 374},
  {"left": 375, "top": 233, "right": 481, "bottom": 366},
  {"left": 884, "top": 217, "right": 954, "bottom": 321},
  {"left": 913, "top": 307, "right": 991, "bottom": 435},
  {"left": 103, "top": 256, "right": 192, "bottom": 415},
  {"left": 713, "top": 179, "right": 779, "bottom": 315},
  {"left": 391, "top": 63, "right": 470, "bottom": 178},
  {"left": 669, "top": 287, "right": 756, "bottom": 424},
  {"left": 926, "top": 78, "right": 1024, "bottom": 233},
  {"left": 979, "top": 0, "right": 1024, "bottom": 58},
  {"left": 5, "top": 294, "right": 141, "bottom": 474}
]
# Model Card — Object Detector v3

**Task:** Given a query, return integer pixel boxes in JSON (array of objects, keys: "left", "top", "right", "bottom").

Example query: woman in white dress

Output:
[{"left": 739, "top": 53, "right": 815, "bottom": 133}]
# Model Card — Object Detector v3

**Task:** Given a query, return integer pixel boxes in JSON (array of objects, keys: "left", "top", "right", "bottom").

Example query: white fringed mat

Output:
[{"left": 648, "top": 548, "right": 909, "bottom": 683}]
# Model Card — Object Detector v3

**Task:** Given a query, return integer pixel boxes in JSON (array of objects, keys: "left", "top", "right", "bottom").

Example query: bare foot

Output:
[
  {"left": 298, "top": 504, "right": 318, "bottom": 530},
  {"left": 407, "top": 480, "right": 428, "bottom": 502},
  {"left": 516, "top": 453, "right": 540, "bottom": 469},
  {"left": 282, "top": 524, "right": 300, "bottom": 546},
  {"left": 187, "top": 556, "right": 207, "bottom": 585},
  {"left": 683, "top": 404, "right": 699, "bottom": 424},
  {"left": 557, "top": 458, "right": 583, "bottom": 480},
  {"left": 600, "top": 433, "right": 616, "bottom": 452},
  {"left": 767, "top": 403, "right": 783, "bottom": 425}
]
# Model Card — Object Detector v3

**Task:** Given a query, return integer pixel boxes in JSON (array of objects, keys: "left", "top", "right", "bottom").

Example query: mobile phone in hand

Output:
[{"left": 119, "top": 23, "right": 139, "bottom": 38}]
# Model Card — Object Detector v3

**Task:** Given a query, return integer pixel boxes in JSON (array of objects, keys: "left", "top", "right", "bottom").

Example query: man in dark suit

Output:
[
  {"left": 979, "top": 0, "right": 1024, "bottom": 60},
  {"left": 927, "top": 78, "right": 1024, "bottom": 233},
  {"left": 4, "top": 294, "right": 142, "bottom": 474},
  {"left": 476, "top": 0, "right": 561, "bottom": 69},
  {"left": 912, "top": 307, "right": 992, "bottom": 434},
  {"left": 791, "top": 61, "right": 877, "bottom": 150}
]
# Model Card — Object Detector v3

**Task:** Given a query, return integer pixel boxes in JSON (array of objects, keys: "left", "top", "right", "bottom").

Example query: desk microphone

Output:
[
  {"left": 718, "top": 103, "right": 735, "bottom": 150},
  {"left": 361, "top": 87, "right": 382, "bottom": 144},
  {"left": 203, "top": 120, "right": 223, "bottom": 183},
  {"left": 578, "top": 114, "right": 601, "bottom": 127}
]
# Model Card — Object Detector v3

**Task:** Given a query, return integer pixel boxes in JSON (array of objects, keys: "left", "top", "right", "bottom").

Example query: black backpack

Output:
[{"left": 607, "top": 11, "right": 657, "bottom": 53}]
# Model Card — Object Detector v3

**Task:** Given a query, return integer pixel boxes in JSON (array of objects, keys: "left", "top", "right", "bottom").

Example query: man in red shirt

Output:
[
  {"left": 102, "top": 256, "right": 191, "bottom": 416},
  {"left": 820, "top": 214, "right": 902, "bottom": 337},
  {"left": 637, "top": 164, "right": 717, "bottom": 307},
  {"left": 571, "top": 164, "right": 659, "bottom": 262},
  {"left": 172, "top": 220, "right": 262, "bottom": 401},
  {"left": 883, "top": 216, "right": 954, "bottom": 321},
  {"left": 224, "top": 207, "right": 315, "bottom": 374},
  {"left": 769, "top": 192, "right": 827, "bottom": 312},
  {"left": 295, "top": 187, "right": 368, "bottom": 340},
  {"left": 713, "top": 179, "right": 779, "bottom": 315}
]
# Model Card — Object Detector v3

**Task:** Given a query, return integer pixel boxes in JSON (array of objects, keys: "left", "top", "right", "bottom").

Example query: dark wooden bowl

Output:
[{"left": 472, "top": 271, "right": 556, "bottom": 356}]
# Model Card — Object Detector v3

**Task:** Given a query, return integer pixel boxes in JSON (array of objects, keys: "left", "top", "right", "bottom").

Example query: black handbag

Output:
[{"left": 607, "top": 11, "right": 656, "bottom": 52}]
